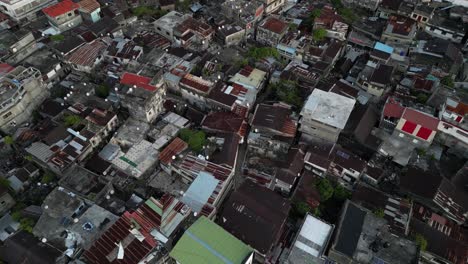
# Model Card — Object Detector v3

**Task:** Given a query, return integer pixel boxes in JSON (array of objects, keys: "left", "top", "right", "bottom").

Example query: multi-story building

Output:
[
  {"left": 173, "top": 17, "right": 214, "bottom": 50},
  {"left": 300, "top": 89, "right": 355, "bottom": 143},
  {"left": 77, "top": 0, "right": 100, "bottom": 23},
  {"left": 0, "top": 0, "right": 56, "bottom": 22},
  {"left": 179, "top": 73, "right": 214, "bottom": 110},
  {"left": 260, "top": 0, "right": 285, "bottom": 14},
  {"left": 0, "top": 66, "right": 48, "bottom": 132},
  {"left": 215, "top": 24, "right": 246, "bottom": 47},
  {"left": 119, "top": 71, "right": 166, "bottom": 123},
  {"left": 381, "top": 15, "right": 417, "bottom": 45},
  {"left": 342, "top": 0, "right": 381, "bottom": 11},
  {"left": 256, "top": 16, "right": 288, "bottom": 46},
  {"left": 42, "top": 0, "right": 82, "bottom": 32},
  {"left": 221, "top": 0, "right": 264, "bottom": 36}
]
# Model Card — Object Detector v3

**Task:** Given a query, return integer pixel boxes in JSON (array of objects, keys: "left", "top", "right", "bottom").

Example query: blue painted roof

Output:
[
  {"left": 181, "top": 171, "right": 219, "bottom": 213},
  {"left": 374, "top": 42, "right": 394, "bottom": 54}
]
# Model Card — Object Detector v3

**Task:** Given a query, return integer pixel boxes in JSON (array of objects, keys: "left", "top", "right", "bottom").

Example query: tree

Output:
[
  {"left": 316, "top": 178, "right": 334, "bottom": 202},
  {"left": 50, "top": 34, "right": 65, "bottom": 42},
  {"left": 312, "top": 207, "right": 322, "bottom": 217},
  {"left": 3, "top": 135, "right": 13, "bottom": 145},
  {"left": 64, "top": 114, "right": 82, "bottom": 127},
  {"left": 188, "top": 131, "right": 206, "bottom": 152},
  {"left": 414, "top": 234, "right": 428, "bottom": 251},
  {"left": 95, "top": 84, "right": 110, "bottom": 98},
  {"left": 179, "top": 128, "right": 206, "bottom": 152},
  {"left": 19, "top": 218, "right": 35, "bottom": 233},
  {"left": 41, "top": 171, "right": 56, "bottom": 184},
  {"left": 247, "top": 47, "right": 279, "bottom": 60},
  {"left": 333, "top": 185, "right": 351, "bottom": 201},
  {"left": 0, "top": 177, "right": 10, "bottom": 188},
  {"left": 311, "top": 8, "right": 322, "bottom": 19},
  {"left": 441, "top": 76, "right": 454, "bottom": 88},
  {"left": 373, "top": 208, "right": 385, "bottom": 218},
  {"left": 338, "top": 7, "right": 357, "bottom": 23},
  {"left": 294, "top": 201, "right": 311, "bottom": 217},
  {"left": 416, "top": 93, "right": 429, "bottom": 104},
  {"left": 313, "top": 28, "right": 327, "bottom": 41}
]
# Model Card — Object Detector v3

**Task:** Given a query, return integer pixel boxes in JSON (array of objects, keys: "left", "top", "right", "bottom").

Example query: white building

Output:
[
  {"left": 0, "top": 66, "right": 49, "bottom": 133},
  {"left": 300, "top": 89, "right": 355, "bottom": 143},
  {"left": 0, "top": 0, "right": 56, "bottom": 21},
  {"left": 287, "top": 213, "right": 334, "bottom": 264}
]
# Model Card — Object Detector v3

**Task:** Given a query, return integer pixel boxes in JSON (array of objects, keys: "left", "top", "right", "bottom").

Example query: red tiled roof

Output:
[
  {"left": 66, "top": 40, "right": 107, "bottom": 67},
  {"left": 159, "top": 137, "right": 188, "bottom": 165},
  {"left": 0, "top": 63, "right": 14, "bottom": 77},
  {"left": 84, "top": 202, "right": 161, "bottom": 264},
  {"left": 260, "top": 16, "right": 288, "bottom": 34},
  {"left": 387, "top": 15, "right": 415, "bottom": 36},
  {"left": 120, "top": 72, "right": 157, "bottom": 92},
  {"left": 402, "top": 108, "right": 439, "bottom": 131},
  {"left": 446, "top": 99, "right": 468, "bottom": 117},
  {"left": 78, "top": 0, "right": 100, "bottom": 13},
  {"left": 414, "top": 78, "right": 434, "bottom": 91},
  {"left": 179, "top": 74, "right": 213, "bottom": 93},
  {"left": 383, "top": 97, "right": 405, "bottom": 118},
  {"left": 202, "top": 112, "right": 248, "bottom": 138},
  {"left": 43, "top": 0, "right": 79, "bottom": 17}
]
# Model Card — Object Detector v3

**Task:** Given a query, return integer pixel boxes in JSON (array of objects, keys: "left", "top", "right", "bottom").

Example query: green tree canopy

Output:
[
  {"left": 0, "top": 177, "right": 10, "bottom": 188},
  {"left": 316, "top": 178, "right": 334, "bottom": 202},
  {"left": 19, "top": 218, "right": 35, "bottom": 233},
  {"left": 179, "top": 128, "right": 206, "bottom": 152},
  {"left": 373, "top": 208, "right": 385, "bottom": 218},
  {"left": 247, "top": 47, "right": 279, "bottom": 60},
  {"left": 95, "top": 85, "right": 110, "bottom": 98},
  {"left": 333, "top": 184, "right": 351, "bottom": 201},
  {"left": 441, "top": 76, "right": 455, "bottom": 88},
  {"left": 64, "top": 114, "right": 82, "bottom": 127},
  {"left": 41, "top": 171, "right": 56, "bottom": 184},
  {"left": 414, "top": 234, "right": 428, "bottom": 251},
  {"left": 50, "top": 34, "right": 65, "bottom": 42},
  {"left": 313, "top": 28, "right": 327, "bottom": 41},
  {"left": 3, "top": 135, "right": 13, "bottom": 145}
]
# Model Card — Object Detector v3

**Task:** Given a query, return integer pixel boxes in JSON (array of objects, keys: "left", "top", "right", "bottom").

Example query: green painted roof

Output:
[
  {"left": 119, "top": 156, "right": 137, "bottom": 168},
  {"left": 145, "top": 199, "right": 162, "bottom": 216},
  {"left": 170, "top": 216, "right": 252, "bottom": 264}
]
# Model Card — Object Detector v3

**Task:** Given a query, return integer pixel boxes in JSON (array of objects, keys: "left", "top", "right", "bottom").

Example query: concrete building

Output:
[
  {"left": 119, "top": 71, "right": 166, "bottom": 123},
  {"left": 0, "top": 66, "right": 48, "bottom": 133},
  {"left": 0, "top": 186, "right": 14, "bottom": 215},
  {"left": 342, "top": 0, "right": 381, "bottom": 11},
  {"left": 260, "top": 0, "right": 285, "bottom": 14},
  {"left": 0, "top": 29, "right": 38, "bottom": 65},
  {"left": 221, "top": 0, "right": 264, "bottom": 36},
  {"left": 0, "top": 0, "right": 56, "bottom": 22},
  {"left": 154, "top": 11, "right": 188, "bottom": 42},
  {"left": 42, "top": 0, "right": 82, "bottom": 32},
  {"left": 77, "top": 0, "right": 100, "bottom": 23},
  {"left": 179, "top": 73, "right": 214, "bottom": 110},
  {"left": 381, "top": 15, "right": 417, "bottom": 46},
  {"left": 328, "top": 200, "right": 419, "bottom": 264},
  {"left": 216, "top": 24, "right": 246, "bottom": 47},
  {"left": 65, "top": 39, "right": 108, "bottom": 73},
  {"left": 300, "top": 89, "right": 355, "bottom": 143},
  {"left": 173, "top": 17, "right": 214, "bottom": 50},
  {"left": 256, "top": 16, "right": 288, "bottom": 46},
  {"left": 286, "top": 214, "right": 334, "bottom": 264}
]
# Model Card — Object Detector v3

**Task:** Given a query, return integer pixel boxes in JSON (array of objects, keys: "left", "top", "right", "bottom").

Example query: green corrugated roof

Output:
[
  {"left": 170, "top": 216, "right": 252, "bottom": 264},
  {"left": 145, "top": 199, "right": 163, "bottom": 216}
]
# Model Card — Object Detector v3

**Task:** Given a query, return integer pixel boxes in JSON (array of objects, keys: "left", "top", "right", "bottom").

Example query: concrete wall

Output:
[{"left": 300, "top": 119, "right": 341, "bottom": 143}]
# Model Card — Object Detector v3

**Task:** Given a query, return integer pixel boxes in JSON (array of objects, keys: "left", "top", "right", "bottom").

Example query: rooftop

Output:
[
  {"left": 302, "top": 89, "right": 356, "bottom": 129},
  {"left": 120, "top": 72, "right": 157, "bottom": 92},
  {"left": 259, "top": 16, "right": 288, "bottom": 34},
  {"left": 170, "top": 216, "right": 253, "bottom": 264},
  {"left": 66, "top": 39, "right": 108, "bottom": 67},
  {"left": 287, "top": 214, "right": 334, "bottom": 264},
  {"left": 219, "top": 180, "right": 291, "bottom": 254},
  {"left": 78, "top": 0, "right": 100, "bottom": 13},
  {"left": 331, "top": 201, "right": 418, "bottom": 264},
  {"left": 251, "top": 104, "right": 297, "bottom": 138},
  {"left": 43, "top": 0, "right": 80, "bottom": 17}
]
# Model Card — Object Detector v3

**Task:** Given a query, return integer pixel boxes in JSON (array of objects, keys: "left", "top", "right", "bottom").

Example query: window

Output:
[
  {"left": 412, "top": 14, "right": 417, "bottom": 19},
  {"left": 2, "top": 112, "right": 12, "bottom": 120}
]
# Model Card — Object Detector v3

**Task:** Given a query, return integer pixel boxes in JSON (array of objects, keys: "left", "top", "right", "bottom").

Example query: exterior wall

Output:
[
  {"left": 0, "top": 67, "right": 49, "bottom": 133},
  {"left": 225, "top": 30, "right": 245, "bottom": 46},
  {"left": 5, "top": 32, "right": 38, "bottom": 64},
  {"left": 47, "top": 11, "right": 82, "bottom": 32},
  {"left": 0, "top": 0, "right": 57, "bottom": 21},
  {"left": 80, "top": 8, "right": 101, "bottom": 23},
  {"left": 0, "top": 193, "right": 15, "bottom": 214},
  {"left": 181, "top": 88, "right": 207, "bottom": 110},
  {"left": 263, "top": 0, "right": 285, "bottom": 14},
  {"left": 300, "top": 118, "right": 341, "bottom": 143},
  {"left": 256, "top": 27, "right": 284, "bottom": 46},
  {"left": 424, "top": 24, "right": 464, "bottom": 44},
  {"left": 304, "top": 162, "right": 327, "bottom": 177},
  {"left": 365, "top": 81, "right": 385, "bottom": 97}
]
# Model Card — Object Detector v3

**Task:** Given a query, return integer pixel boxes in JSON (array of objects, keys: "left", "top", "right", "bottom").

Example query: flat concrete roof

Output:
[{"left": 302, "top": 89, "right": 356, "bottom": 129}]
